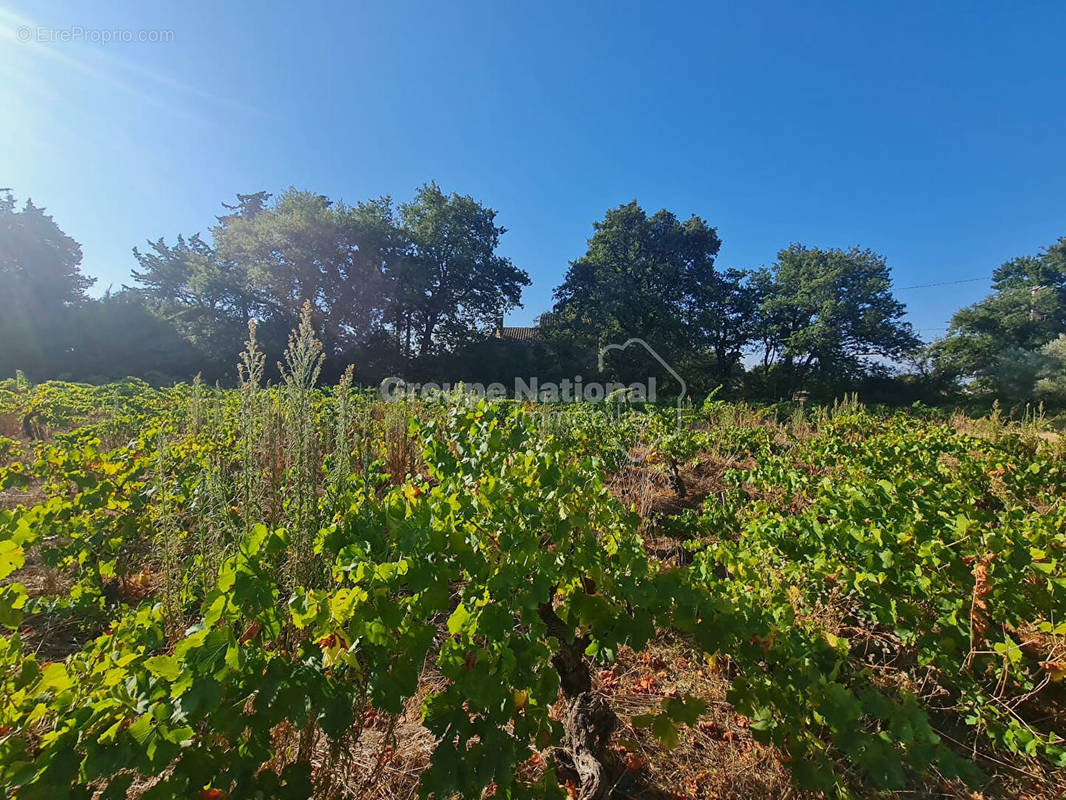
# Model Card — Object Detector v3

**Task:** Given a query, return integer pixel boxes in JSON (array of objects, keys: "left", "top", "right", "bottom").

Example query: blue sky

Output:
[{"left": 2, "top": 1, "right": 1065, "bottom": 340}]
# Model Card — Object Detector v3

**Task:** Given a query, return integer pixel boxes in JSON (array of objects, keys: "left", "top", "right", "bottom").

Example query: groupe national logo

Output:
[
  {"left": 378, "top": 336, "right": 687, "bottom": 467},
  {"left": 597, "top": 337, "right": 687, "bottom": 427},
  {"left": 379, "top": 337, "right": 685, "bottom": 419}
]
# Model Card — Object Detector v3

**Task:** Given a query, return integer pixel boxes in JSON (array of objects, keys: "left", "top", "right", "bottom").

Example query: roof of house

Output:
[{"left": 496, "top": 326, "right": 539, "bottom": 342}]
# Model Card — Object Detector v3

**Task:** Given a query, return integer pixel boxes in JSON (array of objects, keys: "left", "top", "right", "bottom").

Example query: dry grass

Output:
[
  {"left": 293, "top": 634, "right": 799, "bottom": 800},
  {"left": 594, "top": 636, "right": 796, "bottom": 800},
  {"left": 4, "top": 544, "right": 96, "bottom": 661},
  {"left": 311, "top": 668, "right": 447, "bottom": 800},
  {"left": 0, "top": 411, "right": 23, "bottom": 439},
  {"left": 0, "top": 483, "right": 46, "bottom": 510}
]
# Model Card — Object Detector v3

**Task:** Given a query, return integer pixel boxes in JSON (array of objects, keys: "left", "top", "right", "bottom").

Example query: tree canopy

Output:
[
  {"left": 11, "top": 182, "right": 1065, "bottom": 408},
  {"left": 396, "top": 183, "right": 528, "bottom": 357},
  {"left": 0, "top": 191, "right": 94, "bottom": 377},
  {"left": 545, "top": 207, "right": 917, "bottom": 396},
  {"left": 544, "top": 202, "right": 748, "bottom": 388},
  {"left": 127, "top": 184, "right": 528, "bottom": 379},
  {"left": 932, "top": 238, "right": 1066, "bottom": 395},
  {"left": 751, "top": 245, "right": 921, "bottom": 394}
]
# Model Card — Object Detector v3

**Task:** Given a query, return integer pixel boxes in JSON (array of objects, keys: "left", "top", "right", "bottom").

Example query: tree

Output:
[
  {"left": 0, "top": 191, "right": 94, "bottom": 378},
  {"left": 130, "top": 232, "right": 255, "bottom": 374},
  {"left": 1035, "top": 335, "right": 1066, "bottom": 405},
  {"left": 752, "top": 244, "right": 920, "bottom": 395},
  {"left": 128, "top": 184, "right": 528, "bottom": 379},
  {"left": 0, "top": 191, "right": 94, "bottom": 309},
  {"left": 931, "top": 238, "right": 1066, "bottom": 390},
  {"left": 64, "top": 291, "right": 205, "bottom": 382},
  {"left": 544, "top": 201, "right": 750, "bottom": 386},
  {"left": 132, "top": 190, "right": 406, "bottom": 374},
  {"left": 687, "top": 266, "right": 759, "bottom": 383},
  {"left": 211, "top": 189, "right": 394, "bottom": 355},
  {"left": 395, "top": 183, "right": 529, "bottom": 357}
]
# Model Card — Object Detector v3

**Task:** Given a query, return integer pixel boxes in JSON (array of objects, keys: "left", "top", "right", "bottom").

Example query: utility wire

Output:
[{"left": 894, "top": 276, "right": 989, "bottom": 291}]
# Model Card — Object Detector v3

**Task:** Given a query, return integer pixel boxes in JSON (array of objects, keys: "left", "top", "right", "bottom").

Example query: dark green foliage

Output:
[
  {"left": 7, "top": 181, "right": 1063, "bottom": 410},
  {"left": 128, "top": 184, "right": 529, "bottom": 377},
  {"left": 0, "top": 191, "right": 94, "bottom": 380},
  {"left": 129, "top": 232, "right": 255, "bottom": 374},
  {"left": 932, "top": 238, "right": 1066, "bottom": 401},
  {"left": 543, "top": 201, "right": 752, "bottom": 390},
  {"left": 395, "top": 183, "right": 530, "bottom": 357},
  {"left": 64, "top": 293, "right": 207, "bottom": 383},
  {"left": 750, "top": 244, "right": 921, "bottom": 397}
]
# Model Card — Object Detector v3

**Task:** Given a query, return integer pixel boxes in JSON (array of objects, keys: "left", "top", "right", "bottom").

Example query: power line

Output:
[{"left": 894, "top": 276, "right": 989, "bottom": 291}]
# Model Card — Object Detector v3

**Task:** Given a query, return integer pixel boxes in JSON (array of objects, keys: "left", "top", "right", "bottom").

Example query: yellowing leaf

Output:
[
  {"left": 0, "top": 540, "right": 24, "bottom": 580},
  {"left": 39, "top": 662, "right": 72, "bottom": 692},
  {"left": 144, "top": 655, "right": 181, "bottom": 682}
]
